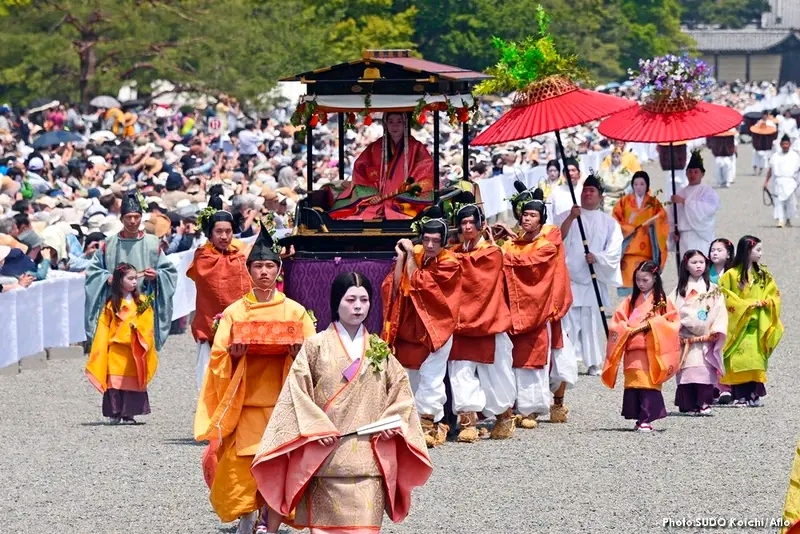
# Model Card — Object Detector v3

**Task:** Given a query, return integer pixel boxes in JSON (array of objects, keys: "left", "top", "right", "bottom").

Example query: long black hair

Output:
[
  {"left": 731, "top": 235, "right": 762, "bottom": 287},
  {"left": 330, "top": 271, "right": 373, "bottom": 322},
  {"left": 677, "top": 249, "right": 710, "bottom": 297},
  {"left": 709, "top": 238, "right": 735, "bottom": 270},
  {"left": 109, "top": 262, "right": 140, "bottom": 314},
  {"left": 629, "top": 260, "right": 666, "bottom": 315}
]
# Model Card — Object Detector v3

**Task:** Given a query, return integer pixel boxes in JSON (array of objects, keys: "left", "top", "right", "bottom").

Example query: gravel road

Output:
[{"left": 1, "top": 144, "right": 796, "bottom": 534}]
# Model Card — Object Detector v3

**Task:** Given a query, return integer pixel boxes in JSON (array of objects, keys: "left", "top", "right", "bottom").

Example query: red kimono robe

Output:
[{"left": 331, "top": 136, "right": 434, "bottom": 220}]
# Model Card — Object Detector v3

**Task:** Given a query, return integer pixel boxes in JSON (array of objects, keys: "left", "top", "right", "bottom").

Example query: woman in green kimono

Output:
[{"left": 718, "top": 235, "right": 783, "bottom": 407}]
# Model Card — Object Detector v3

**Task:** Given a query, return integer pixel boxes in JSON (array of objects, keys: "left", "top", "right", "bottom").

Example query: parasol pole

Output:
[
  {"left": 554, "top": 130, "right": 609, "bottom": 337},
  {"left": 338, "top": 112, "right": 345, "bottom": 182},
  {"left": 669, "top": 143, "right": 681, "bottom": 272}
]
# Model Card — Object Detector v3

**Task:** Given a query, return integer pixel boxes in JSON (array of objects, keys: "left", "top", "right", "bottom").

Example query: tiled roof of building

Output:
[{"left": 685, "top": 29, "right": 799, "bottom": 52}]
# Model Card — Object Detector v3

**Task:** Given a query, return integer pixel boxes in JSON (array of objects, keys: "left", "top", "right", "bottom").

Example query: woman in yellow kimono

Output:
[
  {"left": 718, "top": 235, "right": 783, "bottom": 407},
  {"left": 85, "top": 262, "right": 158, "bottom": 424},
  {"left": 251, "top": 271, "right": 433, "bottom": 534},
  {"left": 599, "top": 149, "right": 633, "bottom": 212},
  {"left": 612, "top": 171, "right": 669, "bottom": 297},
  {"left": 602, "top": 261, "right": 680, "bottom": 433},
  {"left": 781, "top": 443, "right": 800, "bottom": 533}
]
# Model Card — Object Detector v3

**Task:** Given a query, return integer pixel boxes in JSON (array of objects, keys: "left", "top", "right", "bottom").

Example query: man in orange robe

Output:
[
  {"left": 194, "top": 222, "right": 316, "bottom": 534},
  {"left": 499, "top": 183, "right": 574, "bottom": 427},
  {"left": 187, "top": 193, "right": 252, "bottom": 390},
  {"left": 330, "top": 113, "right": 434, "bottom": 220},
  {"left": 448, "top": 198, "right": 516, "bottom": 442},
  {"left": 382, "top": 207, "right": 461, "bottom": 447}
]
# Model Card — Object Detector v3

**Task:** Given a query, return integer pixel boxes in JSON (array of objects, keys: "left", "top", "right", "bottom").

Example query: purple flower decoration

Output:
[{"left": 630, "top": 53, "right": 714, "bottom": 102}]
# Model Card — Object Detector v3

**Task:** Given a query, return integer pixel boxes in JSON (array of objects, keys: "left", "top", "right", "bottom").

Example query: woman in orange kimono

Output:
[
  {"left": 602, "top": 261, "right": 680, "bottom": 432},
  {"left": 85, "top": 262, "right": 158, "bottom": 424},
  {"left": 612, "top": 171, "right": 669, "bottom": 297},
  {"left": 251, "top": 272, "right": 432, "bottom": 534},
  {"left": 330, "top": 113, "right": 434, "bottom": 220},
  {"left": 188, "top": 189, "right": 251, "bottom": 390}
]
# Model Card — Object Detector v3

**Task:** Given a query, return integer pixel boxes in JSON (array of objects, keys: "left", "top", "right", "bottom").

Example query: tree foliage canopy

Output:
[{"left": 0, "top": 0, "right": 699, "bottom": 108}]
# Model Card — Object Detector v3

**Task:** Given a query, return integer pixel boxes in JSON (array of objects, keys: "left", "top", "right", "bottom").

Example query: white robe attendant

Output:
[
  {"left": 768, "top": 149, "right": 800, "bottom": 224},
  {"left": 753, "top": 149, "right": 772, "bottom": 172},
  {"left": 669, "top": 183, "right": 720, "bottom": 255},
  {"left": 557, "top": 209, "right": 623, "bottom": 370},
  {"left": 548, "top": 182, "right": 583, "bottom": 219}
]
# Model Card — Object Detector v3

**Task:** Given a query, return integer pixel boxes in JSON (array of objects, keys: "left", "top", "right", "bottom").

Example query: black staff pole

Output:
[
  {"left": 554, "top": 130, "right": 609, "bottom": 337},
  {"left": 669, "top": 142, "right": 681, "bottom": 272}
]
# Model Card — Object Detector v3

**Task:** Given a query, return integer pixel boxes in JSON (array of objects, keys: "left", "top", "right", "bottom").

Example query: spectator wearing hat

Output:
[
  {"left": 25, "top": 156, "right": 51, "bottom": 194},
  {"left": 162, "top": 172, "right": 204, "bottom": 211}
]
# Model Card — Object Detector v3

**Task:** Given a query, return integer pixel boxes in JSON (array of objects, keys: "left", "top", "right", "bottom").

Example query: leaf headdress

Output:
[{"left": 474, "top": 5, "right": 589, "bottom": 97}]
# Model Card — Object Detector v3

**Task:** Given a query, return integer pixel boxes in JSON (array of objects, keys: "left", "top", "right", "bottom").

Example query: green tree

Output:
[
  {"left": 711, "top": 0, "right": 771, "bottom": 29},
  {"left": 618, "top": 0, "right": 693, "bottom": 73},
  {"left": 0, "top": 0, "right": 328, "bottom": 109},
  {"left": 304, "top": 0, "right": 417, "bottom": 60},
  {"left": 678, "top": 0, "right": 771, "bottom": 29}
]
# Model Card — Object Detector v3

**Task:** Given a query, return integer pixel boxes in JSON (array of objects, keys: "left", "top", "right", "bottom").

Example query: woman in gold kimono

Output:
[
  {"left": 85, "top": 262, "right": 158, "bottom": 424},
  {"left": 251, "top": 272, "right": 433, "bottom": 534}
]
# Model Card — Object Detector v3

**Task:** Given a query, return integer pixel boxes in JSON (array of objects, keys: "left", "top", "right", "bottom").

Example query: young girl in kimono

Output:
[
  {"left": 707, "top": 238, "right": 735, "bottom": 403},
  {"left": 85, "top": 263, "right": 158, "bottom": 424},
  {"left": 670, "top": 250, "right": 727, "bottom": 416},
  {"left": 718, "top": 235, "right": 783, "bottom": 407},
  {"left": 708, "top": 238, "right": 734, "bottom": 284},
  {"left": 602, "top": 261, "right": 680, "bottom": 433},
  {"left": 251, "top": 271, "right": 432, "bottom": 534}
]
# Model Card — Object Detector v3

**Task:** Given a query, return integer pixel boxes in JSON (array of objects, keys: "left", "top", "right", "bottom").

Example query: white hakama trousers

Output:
[
  {"left": 753, "top": 150, "right": 771, "bottom": 170},
  {"left": 714, "top": 156, "right": 735, "bottom": 186},
  {"left": 772, "top": 176, "right": 798, "bottom": 223},
  {"left": 196, "top": 341, "right": 211, "bottom": 391},
  {"left": 406, "top": 335, "right": 452, "bottom": 423},
  {"left": 549, "top": 327, "right": 578, "bottom": 391},
  {"left": 564, "top": 306, "right": 606, "bottom": 369},
  {"left": 664, "top": 170, "right": 687, "bottom": 196},
  {"left": 513, "top": 323, "right": 572, "bottom": 417},
  {"left": 448, "top": 333, "right": 515, "bottom": 417}
]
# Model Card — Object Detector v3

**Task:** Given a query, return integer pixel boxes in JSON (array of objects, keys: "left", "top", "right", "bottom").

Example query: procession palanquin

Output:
[{"left": 276, "top": 50, "right": 488, "bottom": 334}]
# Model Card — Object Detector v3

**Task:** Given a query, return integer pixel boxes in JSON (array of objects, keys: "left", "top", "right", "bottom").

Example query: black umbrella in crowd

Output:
[{"left": 31, "top": 130, "right": 83, "bottom": 149}]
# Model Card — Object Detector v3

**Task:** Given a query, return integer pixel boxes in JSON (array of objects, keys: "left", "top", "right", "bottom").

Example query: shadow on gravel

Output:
[
  {"left": 164, "top": 437, "right": 206, "bottom": 446},
  {"left": 595, "top": 427, "right": 667, "bottom": 434}
]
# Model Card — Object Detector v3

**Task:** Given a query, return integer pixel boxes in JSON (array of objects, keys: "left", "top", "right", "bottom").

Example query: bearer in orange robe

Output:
[
  {"left": 188, "top": 188, "right": 252, "bottom": 390},
  {"left": 498, "top": 182, "right": 574, "bottom": 428},
  {"left": 194, "top": 220, "right": 316, "bottom": 534},
  {"left": 602, "top": 260, "right": 680, "bottom": 433},
  {"left": 448, "top": 195, "right": 516, "bottom": 442},
  {"left": 330, "top": 112, "right": 434, "bottom": 220},
  {"left": 382, "top": 205, "right": 461, "bottom": 447}
]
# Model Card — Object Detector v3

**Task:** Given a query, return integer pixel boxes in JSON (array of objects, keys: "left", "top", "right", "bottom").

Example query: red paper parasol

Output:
[
  {"left": 599, "top": 95, "right": 742, "bottom": 272},
  {"left": 597, "top": 99, "right": 743, "bottom": 143},
  {"left": 471, "top": 77, "right": 636, "bottom": 146}
]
